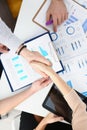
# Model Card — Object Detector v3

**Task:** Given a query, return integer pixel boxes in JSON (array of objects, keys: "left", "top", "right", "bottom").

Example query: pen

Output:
[{"left": 46, "top": 19, "right": 53, "bottom": 25}]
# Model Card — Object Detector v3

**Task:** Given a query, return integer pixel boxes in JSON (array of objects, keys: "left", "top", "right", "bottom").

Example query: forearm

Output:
[
  {"left": 47, "top": 68, "right": 71, "bottom": 96},
  {"left": 0, "top": 87, "right": 34, "bottom": 115},
  {"left": 35, "top": 118, "right": 47, "bottom": 130}
]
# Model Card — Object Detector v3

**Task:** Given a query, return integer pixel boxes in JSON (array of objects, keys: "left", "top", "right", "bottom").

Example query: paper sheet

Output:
[
  {"left": 32, "top": 0, "right": 87, "bottom": 96},
  {"left": 1, "top": 33, "right": 63, "bottom": 91}
]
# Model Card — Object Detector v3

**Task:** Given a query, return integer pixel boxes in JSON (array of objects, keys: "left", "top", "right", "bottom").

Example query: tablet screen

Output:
[{"left": 42, "top": 83, "right": 86, "bottom": 123}]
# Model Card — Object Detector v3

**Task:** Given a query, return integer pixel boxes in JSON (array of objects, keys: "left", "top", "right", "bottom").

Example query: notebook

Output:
[
  {"left": 42, "top": 83, "right": 87, "bottom": 123},
  {"left": 1, "top": 32, "right": 63, "bottom": 91}
]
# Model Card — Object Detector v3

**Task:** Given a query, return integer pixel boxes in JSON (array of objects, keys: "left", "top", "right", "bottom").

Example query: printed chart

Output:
[{"left": 32, "top": 0, "right": 87, "bottom": 96}]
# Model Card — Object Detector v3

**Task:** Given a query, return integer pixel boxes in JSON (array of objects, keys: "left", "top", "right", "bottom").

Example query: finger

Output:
[
  {"left": 35, "top": 68, "right": 48, "bottom": 78},
  {"left": 64, "top": 12, "right": 68, "bottom": 20},
  {"left": 31, "top": 51, "right": 52, "bottom": 66},
  {"left": 29, "top": 51, "right": 52, "bottom": 66},
  {"left": 37, "top": 77, "right": 50, "bottom": 83},
  {"left": 37, "top": 55, "right": 52, "bottom": 66},
  {"left": 41, "top": 78, "right": 52, "bottom": 87},
  {"left": 61, "top": 14, "right": 65, "bottom": 23},
  {"left": 57, "top": 15, "right": 62, "bottom": 25},
  {"left": 53, "top": 17, "right": 58, "bottom": 32},
  {"left": 31, "top": 61, "right": 48, "bottom": 73},
  {"left": 54, "top": 116, "right": 64, "bottom": 122},
  {"left": 46, "top": 10, "right": 51, "bottom": 23},
  {"left": 30, "top": 61, "right": 52, "bottom": 77}
]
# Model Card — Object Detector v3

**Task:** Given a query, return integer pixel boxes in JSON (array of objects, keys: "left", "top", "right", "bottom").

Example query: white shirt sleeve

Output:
[{"left": 0, "top": 18, "right": 23, "bottom": 53}]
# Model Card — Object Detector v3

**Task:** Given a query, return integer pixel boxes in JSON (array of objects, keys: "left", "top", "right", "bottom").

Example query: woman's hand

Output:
[
  {"left": 43, "top": 113, "right": 64, "bottom": 124},
  {"left": 35, "top": 113, "right": 64, "bottom": 130},
  {"left": 30, "top": 77, "right": 52, "bottom": 93},
  {"left": 20, "top": 47, "right": 52, "bottom": 77},
  {"left": 46, "top": 0, "right": 68, "bottom": 32},
  {"left": 30, "top": 61, "right": 54, "bottom": 77}
]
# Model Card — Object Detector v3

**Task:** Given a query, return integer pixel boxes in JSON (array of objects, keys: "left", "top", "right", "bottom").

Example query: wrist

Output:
[
  {"left": 16, "top": 44, "right": 27, "bottom": 55},
  {"left": 35, "top": 118, "right": 47, "bottom": 130}
]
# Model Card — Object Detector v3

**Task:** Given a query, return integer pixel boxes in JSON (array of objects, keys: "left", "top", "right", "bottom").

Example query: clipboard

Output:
[
  {"left": 32, "top": 0, "right": 87, "bottom": 32},
  {"left": 32, "top": 0, "right": 49, "bottom": 31},
  {"left": 73, "top": 0, "right": 87, "bottom": 9},
  {"left": 1, "top": 32, "right": 64, "bottom": 91},
  {"left": 32, "top": 0, "right": 72, "bottom": 31}
]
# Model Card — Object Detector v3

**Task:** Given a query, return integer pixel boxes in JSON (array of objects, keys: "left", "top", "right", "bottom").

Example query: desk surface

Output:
[
  {"left": 0, "top": 0, "right": 52, "bottom": 117},
  {"left": 12, "top": 0, "right": 87, "bottom": 116}
]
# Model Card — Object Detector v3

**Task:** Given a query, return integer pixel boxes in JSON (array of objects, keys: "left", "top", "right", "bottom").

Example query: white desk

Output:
[{"left": 0, "top": 0, "right": 52, "bottom": 117}]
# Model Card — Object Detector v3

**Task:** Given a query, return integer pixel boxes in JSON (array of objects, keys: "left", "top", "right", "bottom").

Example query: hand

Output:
[
  {"left": 20, "top": 47, "right": 52, "bottom": 77},
  {"left": 30, "top": 61, "right": 53, "bottom": 77},
  {"left": 0, "top": 43, "right": 9, "bottom": 53},
  {"left": 43, "top": 113, "right": 64, "bottom": 124},
  {"left": 30, "top": 77, "right": 52, "bottom": 93},
  {"left": 35, "top": 112, "right": 64, "bottom": 130},
  {"left": 46, "top": 0, "right": 68, "bottom": 32}
]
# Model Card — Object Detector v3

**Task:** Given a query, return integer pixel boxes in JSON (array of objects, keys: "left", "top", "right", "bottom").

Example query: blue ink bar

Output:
[
  {"left": 85, "top": 59, "right": 87, "bottom": 64},
  {"left": 14, "top": 64, "right": 22, "bottom": 67},
  {"left": 82, "top": 19, "right": 87, "bottom": 33},
  {"left": 70, "top": 15, "right": 78, "bottom": 22},
  {"left": 12, "top": 56, "right": 19, "bottom": 61},
  {"left": 67, "top": 64, "right": 71, "bottom": 71},
  {"left": 81, "top": 60, "right": 84, "bottom": 66},
  {"left": 39, "top": 46, "right": 48, "bottom": 56},
  {"left": 78, "top": 62, "right": 81, "bottom": 68},
  {"left": 64, "top": 66, "right": 67, "bottom": 73},
  {"left": 61, "top": 46, "right": 64, "bottom": 54},
  {"left": 82, "top": 91, "right": 87, "bottom": 97},
  {"left": 78, "top": 40, "right": 81, "bottom": 47},
  {"left": 17, "top": 69, "right": 23, "bottom": 74},
  {"left": 67, "top": 80, "right": 73, "bottom": 88},
  {"left": 65, "top": 15, "right": 78, "bottom": 25},
  {"left": 71, "top": 43, "right": 75, "bottom": 50},
  {"left": 57, "top": 48, "right": 61, "bottom": 55},
  {"left": 20, "top": 75, "right": 28, "bottom": 80},
  {"left": 74, "top": 42, "right": 78, "bottom": 49}
]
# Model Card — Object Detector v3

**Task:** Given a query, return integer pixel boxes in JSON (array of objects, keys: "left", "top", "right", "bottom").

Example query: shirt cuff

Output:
[{"left": 0, "top": 18, "right": 23, "bottom": 53}]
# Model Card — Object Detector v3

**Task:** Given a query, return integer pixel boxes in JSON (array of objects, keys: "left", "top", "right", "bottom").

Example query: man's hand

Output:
[
  {"left": 20, "top": 47, "right": 52, "bottom": 77},
  {"left": 46, "top": 0, "right": 68, "bottom": 32}
]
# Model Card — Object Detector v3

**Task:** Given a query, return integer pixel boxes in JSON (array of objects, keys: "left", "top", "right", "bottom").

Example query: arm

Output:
[
  {"left": 0, "top": 18, "right": 51, "bottom": 77},
  {"left": 35, "top": 113, "right": 63, "bottom": 130},
  {"left": 31, "top": 62, "right": 71, "bottom": 96},
  {"left": 31, "top": 62, "right": 87, "bottom": 130},
  {"left": 0, "top": 77, "right": 51, "bottom": 115},
  {"left": 46, "top": 0, "right": 68, "bottom": 32}
]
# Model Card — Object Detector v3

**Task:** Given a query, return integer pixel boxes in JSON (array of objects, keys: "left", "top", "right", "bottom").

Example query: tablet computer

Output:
[{"left": 42, "top": 83, "right": 87, "bottom": 123}]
